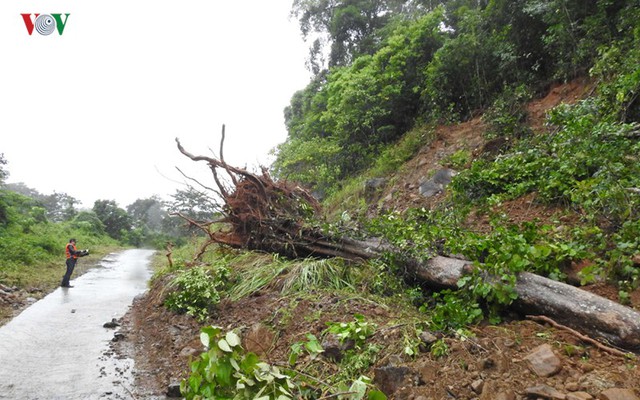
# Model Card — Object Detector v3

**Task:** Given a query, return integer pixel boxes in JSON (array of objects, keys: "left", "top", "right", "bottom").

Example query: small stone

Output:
[
  {"left": 179, "top": 346, "right": 199, "bottom": 358},
  {"left": 471, "top": 379, "right": 484, "bottom": 394},
  {"left": 599, "top": 388, "right": 639, "bottom": 400},
  {"left": 419, "top": 331, "right": 438, "bottom": 346},
  {"left": 525, "top": 384, "right": 566, "bottom": 399},
  {"left": 495, "top": 390, "right": 517, "bottom": 400},
  {"left": 581, "top": 363, "right": 595, "bottom": 372},
  {"left": 566, "top": 392, "right": 593, "bottom": 400},
  {"left": 103, "top": 318, "right": 120, "bottom": 328},
  {"left": 166, "top": 382, "right": 182, "bottom": 398},
  {"left": 566, "top": 382, "right": 580, "bottom": 392},
  {"left": 524, "top": 344, "right": 563, "bottom": 377}
]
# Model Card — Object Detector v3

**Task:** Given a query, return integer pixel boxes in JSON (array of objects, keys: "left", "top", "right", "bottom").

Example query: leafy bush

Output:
[
  {"left": 326, "top": 313, "right": 377, "bottom": 350},
  {"left": 182, "top": 326, "right": 296, "bottom": 400},
  {"left": 428, "top": 289, "right": 483, "bottom": 331},
  {"left": 184, "top": 326, "right": 387, "bottom": 400},
  {"left": 165, "top": 265, "right": 227, "bottom": 322}
]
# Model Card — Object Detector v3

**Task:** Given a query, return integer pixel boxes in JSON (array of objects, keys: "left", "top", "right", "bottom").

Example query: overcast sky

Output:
[{"left": 1, "top": 0, "right": 311, "bottom": 208}]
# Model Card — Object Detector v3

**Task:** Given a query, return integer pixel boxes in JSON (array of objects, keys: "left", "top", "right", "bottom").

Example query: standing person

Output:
[{"left": 61, "top": 238, "right": 89, "bottom": 288}]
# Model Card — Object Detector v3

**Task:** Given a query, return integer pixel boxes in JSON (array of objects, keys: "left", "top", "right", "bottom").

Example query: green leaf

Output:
[
  {"left": 348, "top": 378, "right": 368, "bottom": 399},
  {"left": 368, "top": 390, "right": 388, "bottom": 400},
  {"left": 200, "top": 332, "right": 211, "bottom": 348},
  {"left": 218, "top": 339, "right": 232, "bottom": 353},
  {"left": 229, "top": 357, "right": 240, "bottom": 371},
  {"left": 226, "top": 331, "right": 241, "bottom": 347},
  {"left": 241, "top": 352, "right": 260, "bottom": 373},
  {"left": 216, "top": 361, "right": 232, "bottom": 387}
]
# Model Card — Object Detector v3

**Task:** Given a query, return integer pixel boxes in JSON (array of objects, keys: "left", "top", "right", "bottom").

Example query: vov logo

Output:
[{"left": 21, "top": 14, "right": 70, "bottom": 36}]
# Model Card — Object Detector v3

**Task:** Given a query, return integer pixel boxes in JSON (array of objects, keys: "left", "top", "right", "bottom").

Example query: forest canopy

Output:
[{"left": 274, "top": 0, "right": 639, "bottom": 196}]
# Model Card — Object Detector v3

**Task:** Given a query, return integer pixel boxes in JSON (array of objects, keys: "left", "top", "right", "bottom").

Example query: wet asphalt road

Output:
[{"left": 0, "top": 249, "right": 154, "bottom": 400}]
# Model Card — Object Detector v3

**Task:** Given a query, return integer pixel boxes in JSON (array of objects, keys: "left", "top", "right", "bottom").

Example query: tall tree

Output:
[
  {"left": 167, "top": 187, "right": 218, "bottom": 222},
  {"left": 92, "top": 200, "right": 132, "bottom": 240},
  {"left": 41, "top": 192, "right": 79, "bottom": 222},
  {"left": 292, "top": 0, "right": 411, "bottom": 69},
  {"left": 127, "top": 196, "right": 166, "bottom": 232},
  {"left": 0, "top": 153, "right": 8, "bottom": 185}
]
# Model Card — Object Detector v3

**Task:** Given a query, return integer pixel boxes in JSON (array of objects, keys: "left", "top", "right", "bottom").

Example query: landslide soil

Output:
[{"left": 117, "top": 78, "right": 640, "bottom": 399}]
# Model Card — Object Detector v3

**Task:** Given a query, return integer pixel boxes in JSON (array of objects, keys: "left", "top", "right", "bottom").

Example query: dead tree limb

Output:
[
  {"left": 165, "top": 242, "right": 174, "bottom": 269},
  {"left": 526, "top": 315, "right": 631, "bottom": 358}
]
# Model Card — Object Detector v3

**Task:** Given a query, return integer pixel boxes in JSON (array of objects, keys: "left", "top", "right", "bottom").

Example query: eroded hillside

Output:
[{"left": 115, "top": 79, "right": 640, "bottom": 400}]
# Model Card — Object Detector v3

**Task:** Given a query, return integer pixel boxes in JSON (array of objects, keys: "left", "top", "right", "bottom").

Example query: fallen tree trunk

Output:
[
  {"left": 174, "top": 132, "right": 640, "bottom": 354},
  {"left": 403, "top": 255, "right": 640, "bottom": 354}
]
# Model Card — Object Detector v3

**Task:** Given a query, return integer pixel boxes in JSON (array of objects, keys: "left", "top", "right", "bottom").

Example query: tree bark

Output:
[{"left": 404, "top": 255, "right": 640, "bottom": 354}]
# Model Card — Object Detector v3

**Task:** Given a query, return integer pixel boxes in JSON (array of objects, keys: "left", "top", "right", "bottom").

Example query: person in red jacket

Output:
[{"left": 61, "top": 238, "right": 89, "bottom": 288}]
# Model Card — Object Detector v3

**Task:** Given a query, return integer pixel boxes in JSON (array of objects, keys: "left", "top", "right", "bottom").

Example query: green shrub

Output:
[
  {"left": 182, "top": 326, "right": 296, "bottom": 400},
  {"left": 164, "top": 265, "right": 227, "bottom": 322}
]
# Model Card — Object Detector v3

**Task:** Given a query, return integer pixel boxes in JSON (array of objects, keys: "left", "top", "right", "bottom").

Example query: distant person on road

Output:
[{"left": 61, "top": 238, "right": 89, "bottom": 288}]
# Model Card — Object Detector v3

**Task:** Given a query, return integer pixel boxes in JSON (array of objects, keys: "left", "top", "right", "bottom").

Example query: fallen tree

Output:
[{"left": 174, "top": 132, "right": 640, "bottom": 354}]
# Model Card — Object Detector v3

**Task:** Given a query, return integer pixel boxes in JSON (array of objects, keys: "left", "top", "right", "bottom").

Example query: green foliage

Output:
[
  {"left": 289, "top": 333, "right": 324, "bottom": 366},
  {"left": 271, "top": 136, "right": 342, "bottom": 197},
  {"left": 282, "top": 258, "right": 355, "bottom": 293},
  {"left": 524, "top": 0, "right": 616, "bottom": 80},
  {"left": 429, "top": 339, "right": 449, "bottom": 359},
  {"left": 280, "top": 0, "right": 637, "bottom": 197},
  {"left": 182, "top": 326, "right": 296, "bottom": 400},
  {"left": 0, "top": 189, "right": 118, "bottom": 289},
  {"left": 483, "top": 84, "right": 533, "bottom": 140},
  {"left": 370, "top": 125, "right": 435, "bottom": 176},
  {"left": 453, "top": 99, "right": 640, "bottom": 227},
  {"left": 0, "top": 153, "right": 8, "bottom": 185},
  {"left": 291, "top": 0, "right": 406, "bottom": 69},
  {"left": 429, "top": 290, "right": 483, "bottom": 331},
  {"left": 589, "top": 6, "right": 640, "bottom": 122},
  {"left": 165, "top": 264, "right": 228, "bottom": 322},
  {"left": 184, "top": 326, "right": 386, "bottom": 400},
  {"left": 326, "top": 314, "right": 377, "bottom": 349},
  {"left": 275, "top": 9, "right": 446, "bottom": 191},
  {"left": 442, "top": 149, "right": 471, "bottom": 170},
  {"left": 225, "top": 253, "right": 290, "bottom": 302},
  {"left": 93, "top": 199, "right": 132, "bottom": 240},
  {"left": 71, "top": 211, "right": 106, "bottom": 236}
]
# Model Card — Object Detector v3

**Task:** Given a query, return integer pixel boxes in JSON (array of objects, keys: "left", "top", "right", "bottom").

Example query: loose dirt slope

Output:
[{"left": 116, "top": 79, "right": 640, "bottom": 400}]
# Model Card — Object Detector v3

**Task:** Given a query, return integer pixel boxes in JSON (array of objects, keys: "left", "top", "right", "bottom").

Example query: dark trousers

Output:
[{"left": 61, "top": 258, "right": 77, "bottom": 286}]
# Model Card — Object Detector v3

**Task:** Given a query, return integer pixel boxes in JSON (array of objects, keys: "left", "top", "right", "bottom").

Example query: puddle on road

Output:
[{"left": 0, "top": 249, "right": 155, "bottom": 400}]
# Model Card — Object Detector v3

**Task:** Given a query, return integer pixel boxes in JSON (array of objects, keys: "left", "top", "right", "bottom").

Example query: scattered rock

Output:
[
  {"left": 471, "top": 379, "right": 484, "bottom": 394},
  {"left": 365, "top": 178, "right": 387, "bottom": 203},
  {"left": 321, "top": 333, "right": 354, "bottom": 362},
  {"left": 599, "top": 388, "right": 639, "bottom": 400},
  {"left": 525, "top": 344, "right": 563, "bottom": 377},
  {"left": 179, "top": 346, "right": 199, "bottom": 358},
  {"left": 373, "top": 365, "right": 417, "bottom": 396},
  {"left": 525, "top": 384, "right": 567, "bottom": 399},
  {"left": 418, "top": 169, "right": 457, "bottom": 197},
  {"left": 103, "top": 318, "right": 121, "bottom": 329},
  {"left": 567, "top": 392, "right": 594, "bottom": 400},
  {"left": 166, "top": 382, "right": 182, "bottom": 398},
  {"left": 495, "top": 390, "right": 517, "bottom": 400}
]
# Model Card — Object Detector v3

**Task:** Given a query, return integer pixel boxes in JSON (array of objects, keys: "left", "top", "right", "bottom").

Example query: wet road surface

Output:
[{"left": 0, "top": 249, "right": 155, "bottom": 400}]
